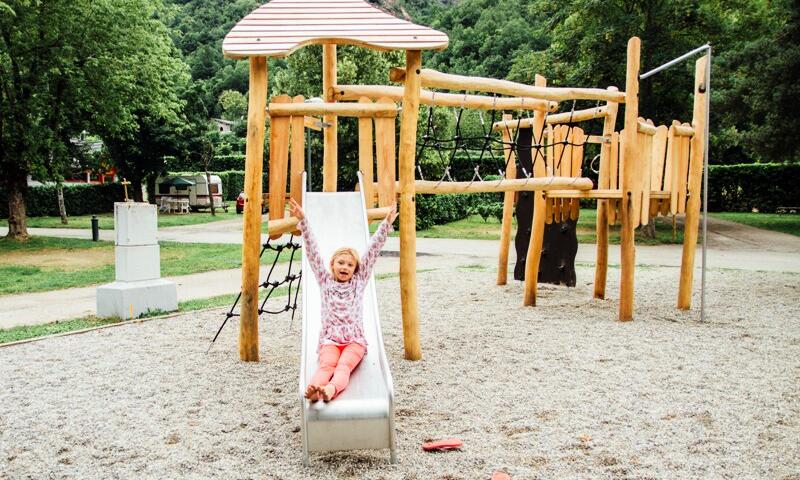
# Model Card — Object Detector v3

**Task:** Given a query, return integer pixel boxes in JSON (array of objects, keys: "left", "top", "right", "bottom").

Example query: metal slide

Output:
[{"left": 299, "top": 172, "right": 397, "bottom": 465}]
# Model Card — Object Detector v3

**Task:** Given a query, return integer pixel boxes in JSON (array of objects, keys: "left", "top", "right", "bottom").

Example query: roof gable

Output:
[{"left": 223, "top": 0, "right": 449, "bottom": 59}]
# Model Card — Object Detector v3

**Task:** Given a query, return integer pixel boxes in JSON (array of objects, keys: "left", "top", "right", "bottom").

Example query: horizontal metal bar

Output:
[{"left": 640, "top": 44, "right": 710, "bottom": 79}]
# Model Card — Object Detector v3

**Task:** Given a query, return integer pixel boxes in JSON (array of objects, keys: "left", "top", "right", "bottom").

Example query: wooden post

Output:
[
  {"left": 619, "top": 37, "right": 640, "bottom": 321},
  {"left": 398, "top": 50, "right": 422, "bottom": 360},
  {"left": 357, "top": 97, "right": 375, "bottom": 208},
  {"left": 375, "top": 97, "right": 397, "bottom": 207},
  {"left": 677, "top": 56, "right": 708, "bottom": 310},
  {"left": 523, "top": 74, "right": 548, "bottom": 306},
  {"left": 240, "top": 56, "right": 267, "bottom": 362},
  {"left": 497, "top": 113, "right": 516, "bottom": 285},
  {"left": 268, "top": 95, "right": 291, "bottom": 240},
  {"left": 290, "top": 95, "right": 305, "bottom": 207},
  {"left": 593, "top": 87, "right": 619, "bottom": 299},
  {"left": 322, "top": 44, "right": 338, "bottom": 192}
]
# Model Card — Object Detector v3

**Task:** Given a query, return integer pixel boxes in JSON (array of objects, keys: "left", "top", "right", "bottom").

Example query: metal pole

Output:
[
  {"left": 640, "top": 44, "right": 710, "bottom": 80},
  {"left": 700, "top": 47, "right": 711, "bottom": 322},
  {"left": 638, "top": 43, "right": 712, "bottom": 322}
]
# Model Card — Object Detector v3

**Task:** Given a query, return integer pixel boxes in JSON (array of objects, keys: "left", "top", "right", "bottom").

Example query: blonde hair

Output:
[{"left": 330, "top": 247, "right": 360, "bottom": 274}]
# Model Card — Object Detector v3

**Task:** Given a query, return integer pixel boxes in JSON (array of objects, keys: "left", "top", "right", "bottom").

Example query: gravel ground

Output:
[{"left": 1, "top": 263, "right": 799, "bottom": 479}]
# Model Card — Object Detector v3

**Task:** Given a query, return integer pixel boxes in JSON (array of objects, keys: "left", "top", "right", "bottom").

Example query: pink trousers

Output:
[{"left": 309, "top": 343, "right": 366, "bottom": 398}]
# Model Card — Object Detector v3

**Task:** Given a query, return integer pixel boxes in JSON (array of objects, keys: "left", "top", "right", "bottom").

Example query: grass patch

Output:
[
  {"left": 710, "top": 212, "right": 800, "bottom": 237},
  {"left": 0, "top": 316, "right": 123, "bottom": 344},
  {"left": 458, "top": 263, "right": 490, "bottom": 271},
  {"left": 411, "top": 210, "right": 683, "bottom": 245},
  {"left": 0, "top": 268, "right": 426, "bottom": 345},
  {"left": 0, "top": 205, "right": 238, "bottom": 231},
  {"left": 0, "top": 236, "right": 290, "bottom": 295}
]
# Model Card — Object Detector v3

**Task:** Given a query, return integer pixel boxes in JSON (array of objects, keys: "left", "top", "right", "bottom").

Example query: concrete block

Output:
[
  {"left": 96, "top": 279, "right": 177, "bottom": 319},
  {"left": 115, "top": 245, "right": 160, "bottom": 281},
  {"left": 115, "top": 202, "right": 157, "bottom": 246}
]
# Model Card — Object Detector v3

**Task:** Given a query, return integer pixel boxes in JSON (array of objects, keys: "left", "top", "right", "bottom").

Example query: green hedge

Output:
[
  {"left": 0, "top": 183, "right": 124, "bottom": 218},
  {"left": 8, "top": 163, "right": 787, "bottom": 220},
  {"left": 708, "top": 163, "right": 800, "bottom": 213},
  {"left": 415, "top": 192, "right": 501, "bottom": 230}
]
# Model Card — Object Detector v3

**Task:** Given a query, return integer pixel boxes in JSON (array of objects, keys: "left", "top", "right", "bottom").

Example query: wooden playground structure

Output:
[{"left": 223, "top": 0, "right": 708, "bottom": 362}]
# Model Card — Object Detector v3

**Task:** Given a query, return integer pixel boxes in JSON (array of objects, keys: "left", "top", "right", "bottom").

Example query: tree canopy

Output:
[
  {"left": 1, "top": 0, "right": 190, "bottom": 236},
  {"left": 3, "top": 0, "right": 799, "bottom": 238}
]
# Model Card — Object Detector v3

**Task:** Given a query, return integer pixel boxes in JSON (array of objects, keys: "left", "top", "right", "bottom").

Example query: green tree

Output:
[
  {"left": 427, "top": 0, "right": 548, "bottom": 78},
  {"left": 1, "top": 0, "right": 188, "bottom": 239},
  {"left": 218, "top": 89, "right": 247, "bottom": 121},
  {"left": 714, "top": 0, "right": 800, "bottom": 163}
]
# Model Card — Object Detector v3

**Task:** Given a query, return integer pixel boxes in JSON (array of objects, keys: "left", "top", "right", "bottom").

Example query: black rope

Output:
[
  {"left": 207, "top": 236, "right": 303, "bottom": 352},
  {"left": 414, "top": 94, "right": 598, "bottom": 184}
]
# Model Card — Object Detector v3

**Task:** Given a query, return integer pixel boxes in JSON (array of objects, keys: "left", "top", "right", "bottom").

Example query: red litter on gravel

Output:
[{"left": 421, "top": 438, "right": 463, "bottom": 452}]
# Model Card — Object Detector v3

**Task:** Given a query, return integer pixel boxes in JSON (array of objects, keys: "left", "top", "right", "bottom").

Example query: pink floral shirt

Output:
[{"left": 299, "top": 217, "right": 392, "bottom": 352}]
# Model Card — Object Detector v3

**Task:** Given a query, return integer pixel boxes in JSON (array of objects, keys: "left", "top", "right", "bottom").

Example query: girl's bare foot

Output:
[
  {"left": 305, "top": 384, "right": 319, "bottom": 402},
  {"left": 320, "top": 384, "right": 336, "bottom": 402}
]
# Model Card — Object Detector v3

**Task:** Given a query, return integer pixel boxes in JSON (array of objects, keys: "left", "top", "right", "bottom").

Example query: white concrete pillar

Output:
[{"left": 96, "top": 202, "right": 177, "bottom": 319}]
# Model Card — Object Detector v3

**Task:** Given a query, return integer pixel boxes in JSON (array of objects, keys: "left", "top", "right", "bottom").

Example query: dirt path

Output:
[{"left": 1, "top": 266, "right": 797, "bottom": 479}]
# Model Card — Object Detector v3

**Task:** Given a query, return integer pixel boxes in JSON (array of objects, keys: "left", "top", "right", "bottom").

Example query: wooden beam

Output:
[
  {"left": 524, "top": 74, "right": 549, "bottom": 307},
  {"left": 375, "top": 97, "right": 396, "bottom": 207},
  {"left": 323, "top": 44, "right": 338, "bottom": 192},
  {"left": 587, "top": 135, "right": 610, "bottom": 144},
  {"left": 269, "top": 101, "right": 398, "bottom": 118},
  {"left": 637, "top": 119, "right": 657, "bottom": 135},
  {"left": 303, "top": 116, "right": 322, "bottom": 131},
  {"left": 268, "top": 207, "right": 391, "bottom": 237},
  {"left": 413, "top": 177, "right": 592, "bottom": 194},
  {"left": 593, "top": 87, "right": 620, "bottom": 300},
  {"left": 357, "top": 97, "right": 375, "bottom": 208},
  {"left": 334, "top": 84, "right": 558, "bottom": 112},
  {"left": 289, "top": 95, "right": 305, "bottom": 210},
  {"left": 492, "top": 112, "right": 611, "bottom": 133},
  {"left": 678, "top": 55, "right": 708, "bottom": 310},
  {"left": 497, "top": 113, "right": 516, "bottom": 286},
  {"left": 392, "top": 68, "right": 627, "bottom": 103},
  {"left": 268, "top": 94, "right": 291, "bottom": 240},
  {"left": 673, "top": 123, "right": 694, "bottom": 137},
  {"left": 619, "top": 37, "right": 640, "bottom": 322},
  {"left": 240, "top": 57, "right": 267, "bottom": 362},
  {"left": 398, "top": 50, "right": 422, "bottom": 361},
  {"left": 545, "top": 190, "right": 669, "bottom": 199},
  {"left": 547, "top": 106, "right": 608, "bottom": 124}
]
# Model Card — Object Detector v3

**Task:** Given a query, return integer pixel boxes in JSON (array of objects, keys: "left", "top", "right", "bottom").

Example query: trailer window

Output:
[
  {"left": 175, "top": 184, "right": 189, "bottom": 191},
  {"left": 158, "top": 184, "right": 170, "bottom": 194},
  {"left": 210, "top": 184, "right": 219, "bottom": 194}
]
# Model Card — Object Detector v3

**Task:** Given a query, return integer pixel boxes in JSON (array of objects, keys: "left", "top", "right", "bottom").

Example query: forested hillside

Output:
[
  {"left": 2, "top": 0, "right": 798, "bottom": 237},
  {"left": 163, "top": 0, "right": 799, "bottom": 166}
]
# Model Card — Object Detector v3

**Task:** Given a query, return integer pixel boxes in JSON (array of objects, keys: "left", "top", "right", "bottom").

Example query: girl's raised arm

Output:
[
  {"left": 357, "top": 204, "right": 397, "bottom": 280},
  {"left": 291, "top": 199, "right": 330, "bottom": 284}
]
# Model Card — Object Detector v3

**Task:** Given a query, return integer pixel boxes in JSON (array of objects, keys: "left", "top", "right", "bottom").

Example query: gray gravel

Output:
[{"left": 1, "top": 264, "right": 799, "bottom": 479}]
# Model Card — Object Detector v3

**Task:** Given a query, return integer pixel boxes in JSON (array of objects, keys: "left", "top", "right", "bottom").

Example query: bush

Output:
[
  {"left": 708, "top": 163, "right": 800, "bottom": 213},
  {"left": 469, "top": 202, "right": 504, "bottom": 222},
  {"left": 0, "top": 183, "right": 124, "bottom": 218},
  {"left": 414, "top": 191, "right": 502, "bottom": 230}
]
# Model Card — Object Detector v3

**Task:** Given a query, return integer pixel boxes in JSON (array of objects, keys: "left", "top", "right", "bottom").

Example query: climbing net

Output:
[
  {"left": 208, "top": 236, "right": 302, "bottom": 350},
  {"left": 415, "top": 97, "right": 604, "bottom": 184}
]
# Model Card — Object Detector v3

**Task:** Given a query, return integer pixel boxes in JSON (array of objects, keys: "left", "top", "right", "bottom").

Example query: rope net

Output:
[
  {"left": 415, "top": 97, "right": 603, "bottom": 184},
  {"left": 208, "top": 236, "right": 302, "bottom": 350}
]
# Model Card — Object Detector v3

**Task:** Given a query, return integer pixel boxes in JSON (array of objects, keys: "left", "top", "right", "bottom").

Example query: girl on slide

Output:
[{"left": 288, "top": 198, "right": 398, "bottom": 402}]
